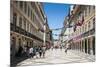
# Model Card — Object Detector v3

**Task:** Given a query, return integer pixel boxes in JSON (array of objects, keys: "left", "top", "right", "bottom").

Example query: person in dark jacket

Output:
[
  {"left": 39, "top": 47, "right": 42, "bottom": 58},
  {"left": 32, "top": 47, "right": 36, "bottom": 58},
  {"left": 17, "top": 46, "right": 23, "bottom": 57},
  {"left": 35, "top": 46, "right": 39, "bottom": 58}
]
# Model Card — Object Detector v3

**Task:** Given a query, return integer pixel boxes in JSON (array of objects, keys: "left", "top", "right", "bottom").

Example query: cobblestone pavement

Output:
[{"left": 16, "top": 49, "right": 95, "bottom": 67}]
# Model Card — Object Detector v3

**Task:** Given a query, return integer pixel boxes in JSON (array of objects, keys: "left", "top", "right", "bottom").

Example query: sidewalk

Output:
[
  {"left": 68, "top": 50, "right": 95, "bottom": 62},
  {"left": 11, "top": 56, "right": 29, "bottom": 67},
  {"left": 16, "top": 49, "right": 95, "bottom": 66}
]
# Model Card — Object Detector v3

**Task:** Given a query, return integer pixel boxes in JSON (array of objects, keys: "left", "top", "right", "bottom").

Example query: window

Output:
[
  {"left": 78, "top": 29, "right": 80, "bottom": 35},
  {"left": 82, "top": 26, "right": 84, "bottom": 33},
  {"left": 13, "top": 13, "right": 17, "bottom": 25},
  {"left": 24, "top": 19, "right": 26, "bottom": 30},
  {"left": 32, "top": 13, "right": 34, "bottom": 22},
  {"left": 30, "top": 25, "right": 33, "bottom": 33},
  {"left": 85, "top": 8, "right": 87, "bottom": 17},
  {"left": 83, "top": 26, "right": 84, "bottom": 33},
  {"left": 85, "top": 24, "right": 87, "bottom": 32},
  {"left": 18, "top": 39, "right": 21, "bottom": 46},
  {"left": 80, "top": 28, "right": 81, "bottom": 34},
  {"left": 31, "top": 10, "right": 32, "bottom": 20},
  {"left": 76, "top": 30, "right": 78, "bottom": 35},
  {"left": 19, "top": 1, "right": 23, "bottom": 10},
  {"left": 27, "top": 23, "right": 29, "bottom": 32},
  {"left": 93, "top": 18, "right": 95, "bottom": 28},
  {"left": 30, "top": 25, "right": 31, "bottom": 33},
  {"left": 77, "top": 29, "right": 79, "bottom": 35},
  {"left": 15, "top": 1, "right": 18, "bottom": 6},
  {"left": 19, "top": 17, "right": 22, "bottom": 28},
  {"left": 24, "top": 2, "right": 27, "bottom": 14},
  {"left": 31, "top": 2, "right": 35, "bottom": 7},
  {"left": 89, "top": 6, "right": 91, "bottom": 14},
  {"left": 93, "top": 6, "right": 95, "bottom": 10},
  {"left": 39, "top": 5, "right": 45, "bottom": 20},
  {"left": 88, "top": 21, "right": 91, "bottom": 30},
  {"left": 84, "top": 10, "right": 85, "bottom": 18},
  {"left": 29, "top": 24, "right": 30, "bottom": 32},
  {"left": 28, "top": 6, "right": 30, "bottom": 17}
]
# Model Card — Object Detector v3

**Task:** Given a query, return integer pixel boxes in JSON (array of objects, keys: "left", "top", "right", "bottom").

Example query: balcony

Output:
[
  {"left": 82, "top": 27, "right": 95, "bottom": 38},
  {"left": 10, "top": 23, "right": 43, "bottom": 42}
]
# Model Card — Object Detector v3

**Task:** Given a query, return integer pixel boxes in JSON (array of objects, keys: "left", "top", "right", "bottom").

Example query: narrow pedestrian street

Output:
[
  {"left": 16, "top": 49, "right": 95, "bottom": 67},
  {"left": 10, "top": 1, "right": 95, "bottom": 67}
]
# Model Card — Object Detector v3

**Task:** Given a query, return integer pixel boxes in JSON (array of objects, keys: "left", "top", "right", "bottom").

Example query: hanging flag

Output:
[
  {"left": 76, "top": 15, "right": 84, "bottom": 26},
  {"left": 76, "top": 20, "right": 81, "bottom": 26}
]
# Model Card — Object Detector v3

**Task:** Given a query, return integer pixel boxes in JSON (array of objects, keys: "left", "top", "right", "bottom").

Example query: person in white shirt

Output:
[{"left": 29, "top": 47, "right": 33, "bottom": 58}]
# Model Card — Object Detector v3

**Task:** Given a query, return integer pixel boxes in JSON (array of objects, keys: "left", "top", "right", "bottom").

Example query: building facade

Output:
[
  {"left": 62, "top": 5, "right": 95, "bottom": 55},
  {"left": 10, "top": 0, "right": 52, "bottom": 58}
]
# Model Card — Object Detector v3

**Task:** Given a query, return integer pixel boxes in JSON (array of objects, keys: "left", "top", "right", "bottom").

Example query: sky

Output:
[{"left": 43, "top": 2, "right": 71, "bottom": 40}]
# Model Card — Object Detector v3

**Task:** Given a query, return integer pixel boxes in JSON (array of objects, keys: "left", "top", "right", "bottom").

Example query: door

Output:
[
  {"left": 85, "top": 39, "right": 87, "bottom": 53},
  {"left": 92, "top": 36, "right": 95, "bottom": 55},
  {"left": 88, "top": 38, "right": 90, "bottom": 54},
  {"left": 11, "top": 37, "right": 16, "bottom": 58}
]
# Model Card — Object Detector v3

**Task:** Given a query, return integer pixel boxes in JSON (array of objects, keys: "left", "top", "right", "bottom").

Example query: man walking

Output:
[
  {"left": 29, "top": 47, "right": 33, "bottom": 58},
  {"left": 65, "top": 47, "right": 68, "bottom": 54},
  {"left": 39, "top": 47, "right": 42, "bottom": 58},
  {"left": 65, "top": 44, "right": 69, "bottom": 54}
]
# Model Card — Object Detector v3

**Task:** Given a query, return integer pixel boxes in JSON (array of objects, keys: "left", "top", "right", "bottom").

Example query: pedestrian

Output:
[
  {"left": 29, "top": 47, "right": 33, "bottom": 58},
  {"left": 35, "top": 46, "right": 39, "bottom": 58},
  {"left": 65, "top": 45, "right": 69, "bottom": 54},
  {"left": 23, "top": 46, "right": 27, "bottom": 57},
  {"left": 17, "top": 46, "right": 23, "bottom": 57},
  {"left": 39, "top": 47, "right": 42, "bottom": 58},
  {"left": 51, "top": 47, "right": 53, "bottom": 50},
  {"left": 26, "top": 46, "right": 29, "bottom": 57},
  {"left": 42, "top": 46, "right": 46, "bottom": 58},
  {"left": 60, "top": 46, "right": 62, "bottom": 51},
  {"left": 65, "top": 48, "right": 67, "bottom": 54},
  {"left": 33, "top": 47, "right": 36, "bottom": 58}
]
